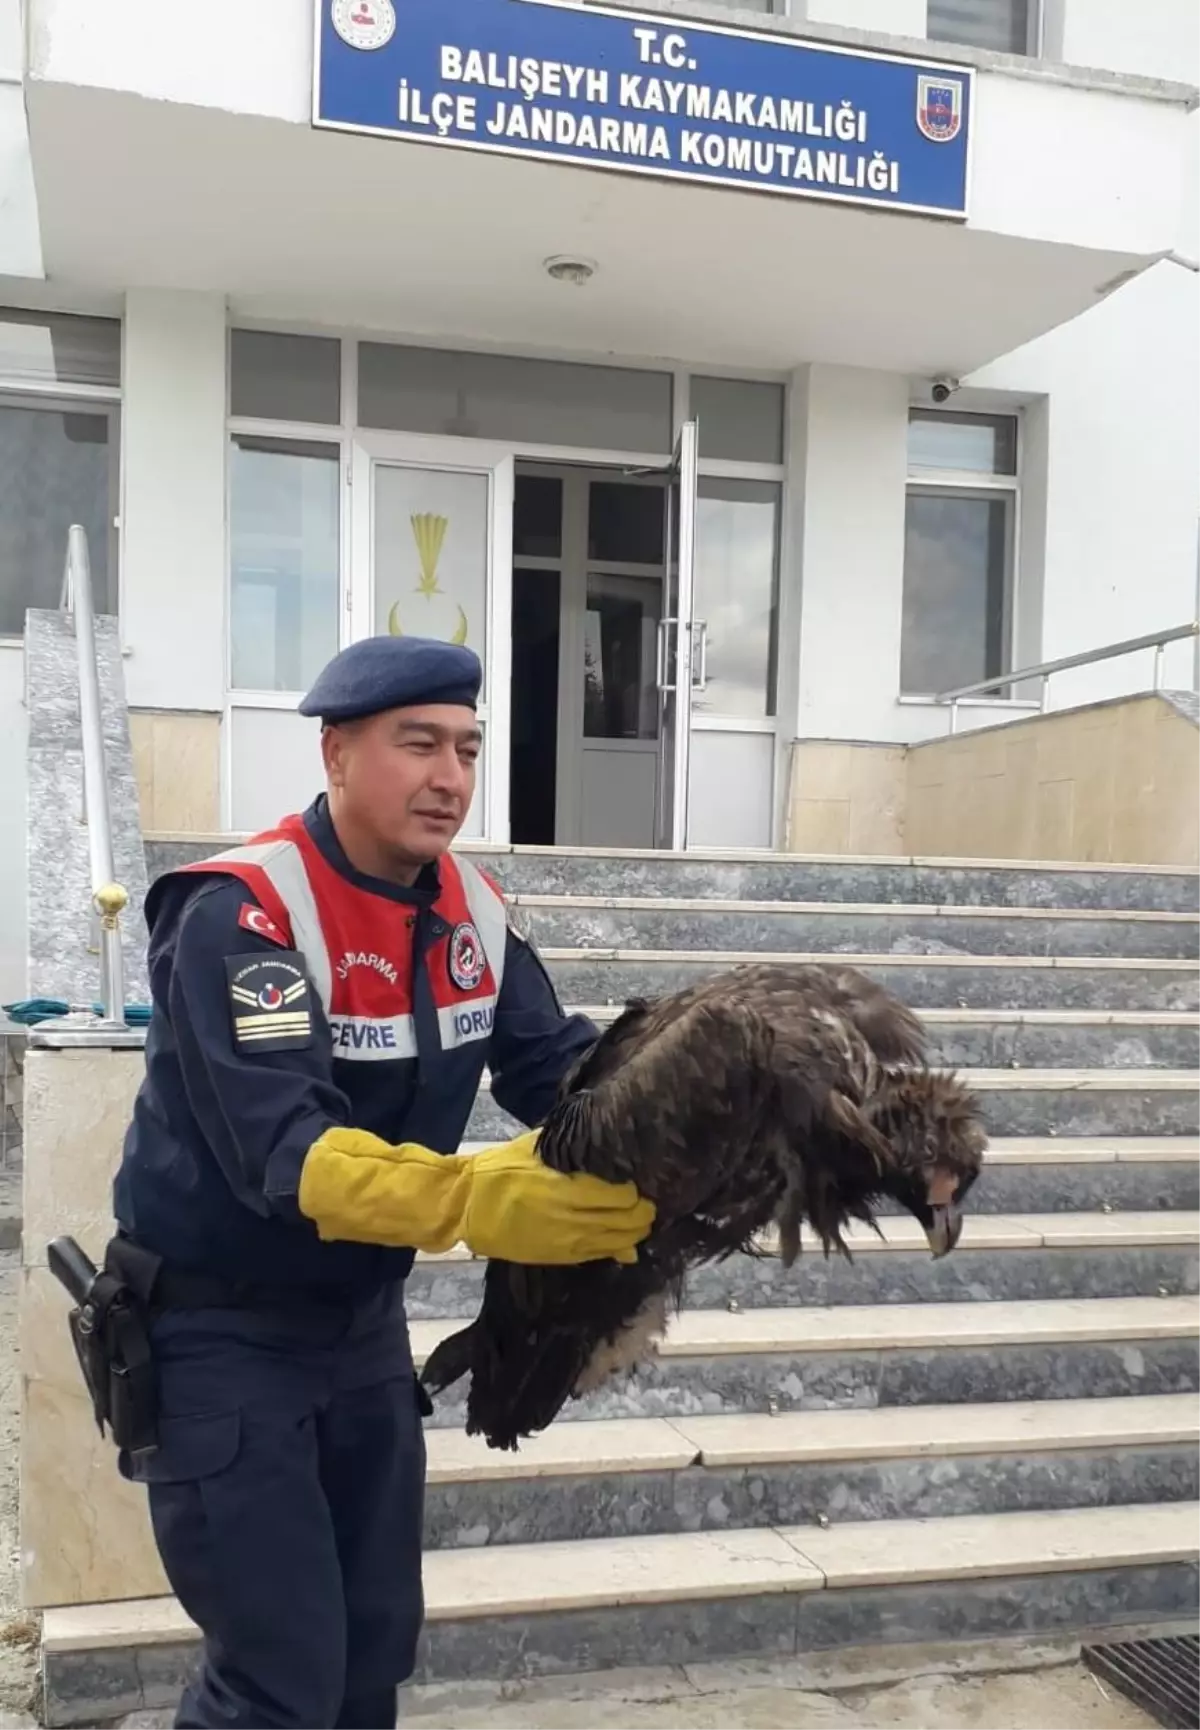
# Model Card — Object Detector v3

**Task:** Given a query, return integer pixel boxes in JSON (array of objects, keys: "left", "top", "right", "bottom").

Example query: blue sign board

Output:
[{"left": 314, "top": 1, "right": 973, "bottom": 220}]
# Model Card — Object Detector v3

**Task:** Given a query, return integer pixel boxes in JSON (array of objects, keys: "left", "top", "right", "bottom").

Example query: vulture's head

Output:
[
  {"left": 883, "top": 1067, "right": 986, "bottom": 1255},
  {"left": 811, "top": 1066, "right": 985, "bottom": 1259}
]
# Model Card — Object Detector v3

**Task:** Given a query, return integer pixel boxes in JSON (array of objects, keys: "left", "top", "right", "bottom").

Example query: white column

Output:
[
  {"left": 801, "top": 0, "right": 929, "bottom": 40},
  {"left": 793, "top": 364, "right": 911, "bottom": 742},
  {"left": 0, "top": 0, "right": 44, "bottom": 278},
  {"left": 120, "top": 289, "right": 227, "bottom": 712}
]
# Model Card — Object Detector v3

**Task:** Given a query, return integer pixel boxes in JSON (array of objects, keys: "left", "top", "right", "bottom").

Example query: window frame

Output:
[
  {"left": 0, "top": 390, "right": 122, "bottom": 643},
  {"left": 225, "top": 324, "right": 354, "bottom": 707},
  {"left": 900, "top": 405, "right": 1023, "bottom": 702},
  {"left": 926, "top": 0, "right": 1042, "bottom": 58},
  {"left": 680, "top": 372, "right": 787, "bottom": 734},
  {"left": 225, "top": 430, "right": 344, "bottom": 701}
]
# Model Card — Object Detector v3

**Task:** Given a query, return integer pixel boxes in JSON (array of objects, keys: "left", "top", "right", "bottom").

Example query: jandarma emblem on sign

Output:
[
  {"left": 331, "top": 0, "right": 395, "bottom": 52},
  {"left": 314, "top": 0, "right": 973, "bottom": 220},
  {"left": 916, "top": 75, "right": 963, "bottom": 143}
]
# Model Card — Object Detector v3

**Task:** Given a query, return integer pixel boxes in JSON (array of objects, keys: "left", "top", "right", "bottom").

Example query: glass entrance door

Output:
[
  {"left": 350, "top": 432, "right": 514, "bottom": 841},
  {"left": 655, "top": 420, "right": 699, "bottom": 850}
]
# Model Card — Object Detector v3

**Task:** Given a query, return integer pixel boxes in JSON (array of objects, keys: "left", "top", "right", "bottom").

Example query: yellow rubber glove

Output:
[{"left": 298, "top": 1127, "right": 655, "bottom": 1265}]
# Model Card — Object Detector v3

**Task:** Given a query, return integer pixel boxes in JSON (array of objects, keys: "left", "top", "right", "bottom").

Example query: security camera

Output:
[{"left": 930, "top": 377, "right": 960, "bottom": 405}]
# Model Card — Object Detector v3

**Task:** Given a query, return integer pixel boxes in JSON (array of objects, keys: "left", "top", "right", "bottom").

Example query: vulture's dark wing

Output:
[
  {"left": 539, "top": 994, "right": 782, "bottom": 1208},
  {"left": 422, "top": 997, "right": 791, "bottom": 1449},
  {"left": 419, "top": 963, "right": 965, "bottom": 1451},
  {"left": 684, "top": 962, "right": 927, "bottom": 1069}
]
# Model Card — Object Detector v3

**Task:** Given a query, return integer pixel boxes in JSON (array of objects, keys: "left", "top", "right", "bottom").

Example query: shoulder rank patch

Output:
[{"left": 225, "top": 953, "right": 313, "bottom": 1052}]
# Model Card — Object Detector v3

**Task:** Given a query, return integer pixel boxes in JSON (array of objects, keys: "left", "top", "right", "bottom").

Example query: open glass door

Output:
[
  {"left": 654, "top": 420, "right": 699, "bottom": 850},
  {"left": 350, "top": 433, "right": 514, "bottom": 842}
]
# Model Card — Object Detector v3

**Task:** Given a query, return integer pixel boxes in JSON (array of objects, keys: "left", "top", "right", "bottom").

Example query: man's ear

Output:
[{"left": 321, "top": 724, "right": 346, "bottom": 788}]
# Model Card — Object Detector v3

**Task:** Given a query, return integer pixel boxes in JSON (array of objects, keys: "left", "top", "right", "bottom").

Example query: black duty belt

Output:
[{"left": 146, "top": 1257, "right": 374, "bottom": 1315}]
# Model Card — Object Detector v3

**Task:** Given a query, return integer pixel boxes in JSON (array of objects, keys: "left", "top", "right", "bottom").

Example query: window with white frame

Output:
[
  {"left": 927, "top": 0, "right": 1038, "bottom": 56},
  {"left": 0, "top": 309, "right": 121, "bottom": 638},
  {"left": 901, "top": 409, "right": 1019, "bottom": 697},
  {"left": 690, "top": 375, "right": 785, "bottom": 721},
  {"left": 227, "top": 332, "right": 343, "bottom": 696}
]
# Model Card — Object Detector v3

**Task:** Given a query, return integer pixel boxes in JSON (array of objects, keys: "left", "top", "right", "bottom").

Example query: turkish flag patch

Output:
[{"left": 238, "top": 902, "right": 289, "bottom": 948}]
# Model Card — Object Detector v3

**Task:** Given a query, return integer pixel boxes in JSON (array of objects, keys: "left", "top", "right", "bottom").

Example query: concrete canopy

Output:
[{"left": 20, "top": 2, "right": 1195, "bottom": 374}]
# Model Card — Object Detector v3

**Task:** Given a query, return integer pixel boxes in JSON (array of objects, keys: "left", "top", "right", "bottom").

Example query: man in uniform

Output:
[{"left": 112, "top": 634, "right": 654, "bottom": 1730}]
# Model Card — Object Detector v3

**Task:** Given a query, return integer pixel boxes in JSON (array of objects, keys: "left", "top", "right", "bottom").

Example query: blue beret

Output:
[{"left": 298, "top": 635, "right": 482, "bottom": 724}]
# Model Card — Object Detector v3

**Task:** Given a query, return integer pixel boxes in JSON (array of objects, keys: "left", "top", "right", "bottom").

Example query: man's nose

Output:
[{"left": 427, "top": 748, "right": 469, "bottom": 795}]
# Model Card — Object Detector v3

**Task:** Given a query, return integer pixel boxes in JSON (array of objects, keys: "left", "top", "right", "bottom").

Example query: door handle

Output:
[
  {"left": 693, "top": 619, "right": 709, "bottom": 691},
  {"left": 656, "top": 617, "right": 677, "bottom": 692}
]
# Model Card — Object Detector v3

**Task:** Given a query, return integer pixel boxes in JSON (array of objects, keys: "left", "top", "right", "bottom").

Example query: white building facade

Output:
[{"left": 0, "top": 0, "right": 1197, "bottom": 994}]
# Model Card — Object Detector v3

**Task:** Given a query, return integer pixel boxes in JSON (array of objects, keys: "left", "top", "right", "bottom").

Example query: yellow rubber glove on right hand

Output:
[{"left": 299, "top": 1127, "right": 655, "bottom": 1265}]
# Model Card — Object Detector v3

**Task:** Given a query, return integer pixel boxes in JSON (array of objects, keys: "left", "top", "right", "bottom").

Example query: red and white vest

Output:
[{"left": 180, "top": 814, "right": 508, "bottom": 1064}]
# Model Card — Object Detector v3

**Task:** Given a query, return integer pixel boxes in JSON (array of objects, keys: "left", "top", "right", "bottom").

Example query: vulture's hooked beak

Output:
[{"left": 924, "top": 1202, "right": 964, "bottom": 1259}]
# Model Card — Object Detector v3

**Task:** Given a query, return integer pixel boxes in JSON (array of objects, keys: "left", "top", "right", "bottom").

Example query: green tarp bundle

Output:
[{"left": 2, "top": 999, "right": 152, "bottom": 1027}]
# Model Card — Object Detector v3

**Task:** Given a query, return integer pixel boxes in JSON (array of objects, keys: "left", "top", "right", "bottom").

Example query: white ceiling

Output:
[{"left": 24, "top": 81, "right": 1148, "bottom": 375}]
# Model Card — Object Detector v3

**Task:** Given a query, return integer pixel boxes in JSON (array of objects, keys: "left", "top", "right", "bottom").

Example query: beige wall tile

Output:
[
  {"left": 21, "top": 1050, "right": 159, "bottom": 1609},
  {"left": 1033, "top": 778, "right": 1075, "bottom": 857},
  {"left": 788, "top": 743, "right": 906, "bottom": 854},
  {"left": 789, "top": 798, "right": 850, "bottom": 853},
  {"left": 23, "top": 1050, "right": 144, "bottom": 1270},
  {"left": 792, "top": 743, "right": 854, "bottom": 802},
  {"left": 129, "top": 711, "right": 221, "bottom": 834},
  {"left": 21, "top": 1267, "right": 168, "bottom": 1609}
]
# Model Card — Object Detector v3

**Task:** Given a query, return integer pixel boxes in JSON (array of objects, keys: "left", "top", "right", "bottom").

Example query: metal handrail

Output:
[
  {"left": 934, "top": 621, "right": 1200, "bottom": 734},
  {"left": 60, "top": 524, "right": 128, "bottom": 1029}
]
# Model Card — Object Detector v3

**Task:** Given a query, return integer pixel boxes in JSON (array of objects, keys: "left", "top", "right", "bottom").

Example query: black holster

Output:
[{"left": 50, "top": 1235, "right": 162, "bottom": 1461}]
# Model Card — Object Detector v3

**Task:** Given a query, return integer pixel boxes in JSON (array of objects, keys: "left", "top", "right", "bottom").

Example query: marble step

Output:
[
  {"left": 982, "top": 1134, "right": 1200, "bottom": 1217},
  {"left": 467, "top": 1068, "right": 1200, "bottom": 1143},
  {"left": 142, "top": 835, "right": 1200, "bottom": 913},
  {"left": 543, "top": 950, "right": 1200, "bottom": 1012},
  {"left": 408, "top": 1295, "right": 1200, "bottom": 1428},
  {"left": 407, "top": 1211, "right": 1200, "bottom": 1322},
  {"left": 570, "top": 1004, "right": 1200, "bottom": 1071},
  {"left": 44, "top": 1503, "right": 1200, "bottom": 1719},
  {"left": 935, "top": 1149, "right": 1198, "bottom": 1214},
  {"left": 511, "top": 895, "right": 1200, "bottom": 961},
  {"left": 420, "top": 1394, "right": 1200, "bottom": 1551}
]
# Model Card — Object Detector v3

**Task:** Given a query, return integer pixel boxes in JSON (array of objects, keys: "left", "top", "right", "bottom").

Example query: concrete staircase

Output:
[{"left": 45, "top": 841, "right": 1200, "bottom": 1712}]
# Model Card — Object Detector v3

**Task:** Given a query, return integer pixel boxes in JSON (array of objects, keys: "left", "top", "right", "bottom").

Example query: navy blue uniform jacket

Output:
[{"left": 114, "top": 799, "right": 597, "bottom": 1291}]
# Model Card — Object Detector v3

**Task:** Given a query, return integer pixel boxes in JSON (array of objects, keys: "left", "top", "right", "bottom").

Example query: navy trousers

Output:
[{"left": 122, "top": 1285, "right": 425, "bottom": 1729}]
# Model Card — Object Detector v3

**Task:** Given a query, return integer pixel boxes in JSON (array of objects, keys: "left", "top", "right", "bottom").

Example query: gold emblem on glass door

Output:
[{"left": 387, "top": 512, "right": 469, "bottom": 646}]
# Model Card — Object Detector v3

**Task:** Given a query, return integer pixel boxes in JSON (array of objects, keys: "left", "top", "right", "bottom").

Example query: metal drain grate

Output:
[{"left": 1084, "top": 1635, "right": 1199, "bottom": 1730}]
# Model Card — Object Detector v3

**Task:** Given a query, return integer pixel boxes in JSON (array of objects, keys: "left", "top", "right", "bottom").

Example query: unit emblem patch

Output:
[{"left": 447, "top": 921, "right": 486, "bottom": 992}]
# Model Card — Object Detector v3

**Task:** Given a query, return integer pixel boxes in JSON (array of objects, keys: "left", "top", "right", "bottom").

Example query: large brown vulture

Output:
[{"left": 421, "top": 962, "right": 985, "bottom": 1451}]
